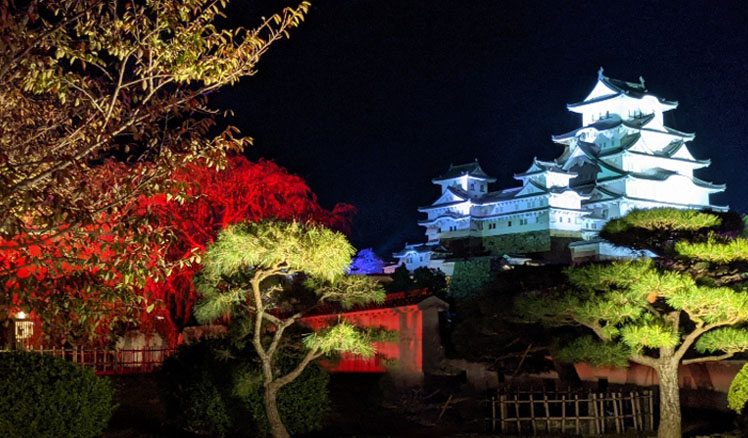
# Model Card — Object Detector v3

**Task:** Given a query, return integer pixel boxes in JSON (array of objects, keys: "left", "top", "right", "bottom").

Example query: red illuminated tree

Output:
[
  {"left": 1, "top": 156, "right": 356, "bottom": 345},
  {"left": 145, "top": 156, "right": 356, "bottom": 343}
]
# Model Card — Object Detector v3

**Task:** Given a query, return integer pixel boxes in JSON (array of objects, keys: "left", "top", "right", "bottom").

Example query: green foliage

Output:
[
  {"left": 194, "top": 221, "right": 385, "bottom": 324},
  {"left": 159, "top": 340, "right": 237, "bottom": 436},
  {"left": 304, "top": 275, "right": 386, "bottom": 309},
  {"left": 201, "top": 221, "right": 355, "bottom": 284},
  {"left": 556, "top": 336, "right": 631, "bottom": 368},
  {"left": 694, "top": 327, "right": 748, "bottom": 354},
  {"left": 603, "top": 208, "right": 721, "bottom": 234},
  {"left": 387, "top": 264, "right": 415, "bottom": 292},
  {"left": 386, "top": 266, "right": 447, "bottom": 295},
  {"left": 303, "top": 320, "right": 377, "bottom": 357},
  {"left": 676, "top": 235, "right": 748, "bottom": 263},
  {"left": 0, "top": 351, "right": 115, "bottom": 438},
  {"left": 413, "top": 267, "right": 448, "bottom": 295},
  {"left": 518, "top": 208, "right": 748, "bottom": 388},
  {"left": 1, "top": 0, "right": 311, "bottom": 240},
  {"left": 619, "top": 315, "right": 680, "bottom": 352},
  {"left": 193, "top": 220, "right": 385, "bottom": 437},
  {"left": 449, "top": 258, "right": 493, "bottom": 299},
  {"left": 667, "top": 285, "right": 748, "bottom": 323},
  {"left": 160, "top": 338, "right": 330, "bottom": 437},
  {"left": 728, "top": 363, "right": 748, "bottom": 413}
]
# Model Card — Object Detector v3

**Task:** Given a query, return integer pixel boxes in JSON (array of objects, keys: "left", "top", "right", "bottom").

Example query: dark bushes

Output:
[
  {"left": 0, "top": 351, "right": 115, "bottom": 438},
  {"left": 160, "top": 337, "right": 329, "bottom": 437}
]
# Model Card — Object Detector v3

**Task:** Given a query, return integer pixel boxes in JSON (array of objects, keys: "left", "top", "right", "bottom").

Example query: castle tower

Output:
[{"left": 552, "top": 68, "right": 726, "bottom": 219}]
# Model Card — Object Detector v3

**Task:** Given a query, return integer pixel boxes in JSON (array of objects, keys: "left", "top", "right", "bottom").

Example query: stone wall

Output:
[{"left": 482, "top": 231, "right": 552, "bottom": 255}]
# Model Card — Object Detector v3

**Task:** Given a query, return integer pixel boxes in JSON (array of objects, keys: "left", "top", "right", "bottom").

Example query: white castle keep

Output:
[{"left": 394, "top": 69, "right": 726, "bottom": 272}]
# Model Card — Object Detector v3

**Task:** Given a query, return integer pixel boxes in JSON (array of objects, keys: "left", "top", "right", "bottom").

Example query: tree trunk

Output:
[
  {"left": 264, "top": 385, "right": 290, "bottom": 438},
  {"left": 657, "top": 363, "right": 682, "bottom": 438}
]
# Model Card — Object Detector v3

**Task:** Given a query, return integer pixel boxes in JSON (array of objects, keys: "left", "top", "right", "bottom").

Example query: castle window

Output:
[
  {"left": 508, "top": 221, "right": 512, "bottom": 227},
  {"left": 470, "top": 183, "right": 474, "bottom": 190}
]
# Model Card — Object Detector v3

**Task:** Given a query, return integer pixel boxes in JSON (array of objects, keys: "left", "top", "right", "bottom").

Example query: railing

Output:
[
  {"left": 2, "top": 346, "right": 176, "bottom": 375},
  {"left": 489, "top": 388, "right": 655, "bottom": 435}
]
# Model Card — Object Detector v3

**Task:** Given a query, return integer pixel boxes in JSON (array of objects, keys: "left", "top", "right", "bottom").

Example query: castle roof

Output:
[
  {"left": 432, "top": 160, "right": 496, "bottom": 183},
  {"left": 514, "top": 157, "right": 576, "bottom": 178},
  {"left": 567, "top": 68, "right": 678, "bottom": 110},
  {"left": 392, "top": 242, "right": 447, "bottom": 258},
  {"left": 552, "top": 114, "right": 660, "bottom": 142},
  {"left": 585, "top": 185, "right": 728, "bottom": 211}
]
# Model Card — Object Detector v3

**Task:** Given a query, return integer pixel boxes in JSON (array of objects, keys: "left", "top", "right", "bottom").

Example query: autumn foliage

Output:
[
  {"left": 1, "top": 157, "right": 355, "bottom": 346},
  {"left": 146, "top": 156, "right": 356, "bottom": 344}
]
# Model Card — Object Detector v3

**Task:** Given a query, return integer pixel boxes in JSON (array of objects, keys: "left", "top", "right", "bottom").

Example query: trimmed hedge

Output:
[
  {"left": 160, "top": 338, "right": 329, "bottom": 437},
  {"left": 0, "top": 351, "right": 116, "bottom": 438}
]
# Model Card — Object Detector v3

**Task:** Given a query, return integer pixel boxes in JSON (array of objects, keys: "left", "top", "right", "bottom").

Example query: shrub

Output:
[
  {"left": 0, "top": 351, "right": 115, "bottom": 438},
  {"left": 160, "top": 337, "right": 330, "bottom": 437}
]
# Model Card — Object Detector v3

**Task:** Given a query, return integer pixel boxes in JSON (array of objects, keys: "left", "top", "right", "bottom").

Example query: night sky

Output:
[{"left": 214, "top": 0, "right": 748, "bottom": 258}]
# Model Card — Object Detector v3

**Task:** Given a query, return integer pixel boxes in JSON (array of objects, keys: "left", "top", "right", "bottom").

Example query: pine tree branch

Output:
[
  {"left": 675, "top": 320, "right": 735, "bottom": 363},
  {"left": 272, "top": 346, "right": 323, "bottom": 389},
  {"left": 630, "top": 353, "right": 658, "bottom": 368},
  {"left": 682, "top": 353, "right": 735, "bottom": 365}
]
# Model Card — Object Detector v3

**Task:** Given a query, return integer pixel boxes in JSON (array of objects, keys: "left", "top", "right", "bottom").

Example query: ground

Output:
[{"left": 102, "top": 373, "right": 743, "bottom": 438}]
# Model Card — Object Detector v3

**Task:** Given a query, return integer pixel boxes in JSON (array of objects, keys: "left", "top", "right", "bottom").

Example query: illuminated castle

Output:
[{"left": 394, "top": 69, "right": 726, "bottom": 271}]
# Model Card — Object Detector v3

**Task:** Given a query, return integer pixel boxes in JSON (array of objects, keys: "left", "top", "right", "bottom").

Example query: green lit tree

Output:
[
  {"left": 517, "top": 208, "right": 748, "bottom": 438},
  {"left": 194, "top": 220, "right": 385, "bottom": 438}
]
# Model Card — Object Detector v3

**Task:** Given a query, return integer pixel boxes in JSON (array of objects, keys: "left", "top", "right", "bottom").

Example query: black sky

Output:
[{"left": 213, "top": 0, "right": 748, "bottom": 257}]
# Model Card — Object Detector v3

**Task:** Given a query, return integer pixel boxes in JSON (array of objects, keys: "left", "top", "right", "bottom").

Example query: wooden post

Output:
[
  {"left": 530, "top": 392, "right": 537, "bottom": 435},
  {"left": 601, "top": 393, "right": 608, "bottom": 434},
  {"left": 491, "top": 396, "right": 496, "bottom": 433},
  {"left": 500, "top": 394, "right": 507, "bottom": 434},
  {"left": 648, "top": 390, "right": 654, "bottom": 431},
  {"left": 543, "top": 394, "right": 551, "bottom": 433},
  {"left": 612, "top": 392, "right": 621, "bottom": 433},
  {"left": 630, "top": 392, "right": 639, "bottom": 431},
  {"left": 515, "top": 394, "right": 522, "bottom": 434},
  {"left": 591, "top": 393, "right": 600, "bottom": 435},
  {"left": 561, "top": 394, "right": 567, "bottom": 434},
  {"left": 574, "top": 393, "right": 580, "bottom": 435}
]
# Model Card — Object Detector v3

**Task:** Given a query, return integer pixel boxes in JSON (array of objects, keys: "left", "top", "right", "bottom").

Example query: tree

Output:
[
  {"left": 0, "top": 156, "right": 356, "bottom": 346},
  {"left": 144, "top": 156, "right": 355, "bottom": 344},
  {"left": 0, "top": 161, "right": 173, "bottom": 345},
  {"left": 412, "top": 267, "right": 447, "bottom": 296},
  {"left": 448, "top": 258, "right": 492, "bottom": 299},
  {"left": 517, "top": 208, "right": 748, "bottom": 438},
  {"left": 449, "top": 265, "right": 565, "bottom": 379},
  {"left": 347, "top": 248, "right": 385, "bottom": 275},
  {"left": 194, "top": 221, "right": 385, "bottom": 438},
  {"left": 0, "top": 0, "right": 309, "bottom": 295},
  {"left": 386, "top": 264, "right": 414, "bottom": 292}
]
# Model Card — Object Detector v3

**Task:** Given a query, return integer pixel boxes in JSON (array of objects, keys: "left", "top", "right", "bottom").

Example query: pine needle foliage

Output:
[
  {"left": 194, "top": 220, "right": 385, "bottom": 438},
  {"left": 603, "top": 208, "right": 721, "bottom": 234},
  {"left": 728, "top": 363, "right": 748, "bottom": 413},
  {"left": 517, "top": 208, "right": 748, "bottom": 436}
]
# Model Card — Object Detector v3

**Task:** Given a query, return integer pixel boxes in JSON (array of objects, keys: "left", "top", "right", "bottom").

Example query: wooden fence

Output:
[
  {"left": 489, "top": 389, "right": 655, "bottom": 435},
  {"left": 1, "top": 346, "right": 176, "bottom": 375}
]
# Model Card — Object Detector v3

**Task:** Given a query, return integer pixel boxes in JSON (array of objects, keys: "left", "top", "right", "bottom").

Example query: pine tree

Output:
[
  {"left": 517, "top": 208, "right": 748, "bottom": 438},
  {"left": 194, "top": 221, "right": 385, "bottom": 438}
]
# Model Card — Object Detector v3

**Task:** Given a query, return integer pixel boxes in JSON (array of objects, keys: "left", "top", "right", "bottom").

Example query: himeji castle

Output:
[{"left": 394, "top": 69, "right": 726, "bottom": 273}]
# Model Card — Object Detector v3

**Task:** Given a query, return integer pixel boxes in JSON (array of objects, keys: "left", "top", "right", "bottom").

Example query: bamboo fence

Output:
[{"left": 489, "top": 388, "right": 655, "bottom": 435}]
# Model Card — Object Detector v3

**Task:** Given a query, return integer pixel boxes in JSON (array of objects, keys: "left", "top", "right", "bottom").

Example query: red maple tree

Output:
[
  {"left": 144, "top": 156, "right": 355, "bottom": 344},
  {"left": 0, "top": 156, "right": 355, "bottom": 346}
]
